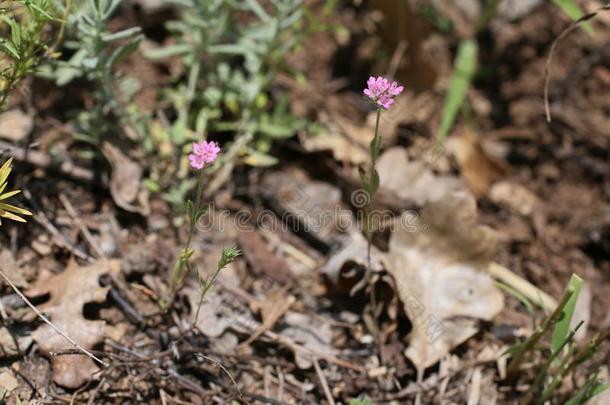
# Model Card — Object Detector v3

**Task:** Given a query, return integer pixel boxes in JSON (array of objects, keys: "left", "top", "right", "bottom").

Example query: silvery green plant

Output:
[
  {"left": 41, "top": 0, "right": 143, "bottom": 144},
  {"left": 0, "top": 0, "right": 59, "bottom": 110},
  {"left": 145, "top": 0, "right": 307, "bottom": 173}
]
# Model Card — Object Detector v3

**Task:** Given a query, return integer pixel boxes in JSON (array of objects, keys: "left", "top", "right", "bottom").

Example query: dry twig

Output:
[
  {"left": 0, "top": 267, "right": 108, "bottom": 366},
  {"left": 544, "top": 5, "right": 610, "bottom": 122}
]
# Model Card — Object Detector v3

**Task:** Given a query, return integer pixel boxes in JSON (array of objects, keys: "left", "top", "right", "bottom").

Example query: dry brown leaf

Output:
[
  {"left": 385, "top": 192, "right": 503, "bottom": 370},
  {"left": 0, "top": 249, "right": 28, "bottom": 287},
  {"left": 322, "top": 230, "right": 384, "bottom": 286},
  {"left": 262, "top": 168, "right": 353, "bottom": 247},
  {"left": 186, "top": 266, "right": 258, "bottom": 338},
  {"left": 446, "top": 130, "right": 507, "bottom": 197},
  {"left": 102, "top": 142, "right": 150, "bottom": 215},
  {"left": 377, "top": 147, "right": 463, "bottom": 206},
  {"left": 0, "top": 110, "right": 33, "bottom": 142},
  {"left": 281, "top": 312, "right": 336, "bottom": 369},
  {"left": 0, "top": 369, "right": 19, "bottom": 393},
  {"left": 238, "top": 231, "right": 295, "bottom": 284},
  {"left": 489, "top": 181, "right": 540, "bottom": 216},
  {"left": 27, "top": 259, "right": 120, "bottom": 388},
  {"left": 300, "top": 119, "right": 369, "bottom": 165}
]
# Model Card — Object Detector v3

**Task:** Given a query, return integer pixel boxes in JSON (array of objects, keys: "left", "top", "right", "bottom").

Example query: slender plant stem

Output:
[
  {"left": 365, "top": 108, "right": 382, "bottom": 271},
  {"left": 167, "top": 168, "right": 207, "bottom": 307}
]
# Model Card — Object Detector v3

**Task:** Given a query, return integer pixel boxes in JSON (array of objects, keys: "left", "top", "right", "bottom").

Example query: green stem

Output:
[
  {"left": 166, "top": 167, "right": 207, "bottom": 308},
  {"left": 506, "top": 289, "right": 574, "bottom": 377},
  {"left": 365, "top": 108, "right": 382, "bottom": 267}
]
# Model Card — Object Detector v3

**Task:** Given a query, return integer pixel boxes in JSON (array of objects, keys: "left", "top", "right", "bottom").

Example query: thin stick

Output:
[
  {"left": 488, "top": 262, "right": 557, "bottom": 311},
  {"left": 544, "top": 5, "right": 610, "bottom": 122},
  {"left": 195, "top": 353, "right": 243, "bottom": 401},
  {"left": 59, "top": 193, "right": 105, "bottom": 259},
  {"left": 0, "top": 140, "right": 94, "bottom": 182},
  {"left": 0, "top": 268, "right": 108, "bottom": 366},
  {"left": 313, "top": 358, "right": 336, "bottom": 405}
]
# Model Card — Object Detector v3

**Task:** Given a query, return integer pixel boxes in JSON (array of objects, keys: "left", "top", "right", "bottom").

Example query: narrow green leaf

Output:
[
  {"left": 0, "top": 39, "right": 21, "bottom": 60},
  {"left": 143, "top": 44, "right": 191, "bottom": 60},
  {"left": 437, "top": 40, "right": 478, "bottom": 141},
  {"left": 0, "top": 158, "right": 14, "bottom": 186},
  {"left": 244, "top": 0, "right": 271, "bottom": 21},
  {"left": 106, "top": 35, "right": 142, "bottom": 68},
  {"left": 552, "top": 0, "right": 594, "bottom": 35},
  {"left": 101, "top": 27, "right": 142, "bottom": 42},
  {"left": 496, "top": 281, "right": 535, "bottom": 318},
  {"left": 0, "top": 189, "right": 21, "bottom": 200},
  {"left": 551, "top": 273, "right": 583, "bottom": 353}
]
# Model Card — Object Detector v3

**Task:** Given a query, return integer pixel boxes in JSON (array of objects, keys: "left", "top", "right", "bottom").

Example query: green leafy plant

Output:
[
  {"left": 40, "top": 0, "right": 143, "bottom": 145},
  {"left": 0, "top": 0, "right": 59, "bottom": 110},
  {"left": 349, "top": 396, "right": 372, "bottom": 405},
  {"left": 144, "top": 0, "right": 311, "bottom": 207},
  {"left": 164, "top": 141, "right": 240, "bottom": 312},
  {"left": 0, "top": 157, "right": 32, "bottom": 224},
  {"left": 503, "top": 274, "right": 609, "bottom": 404}
]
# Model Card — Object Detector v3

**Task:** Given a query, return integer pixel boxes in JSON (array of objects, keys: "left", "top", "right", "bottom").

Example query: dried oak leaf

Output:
[
  {"left": 27, "top": 259, "right": 120, "bottom": 388},
  {"left": 102, "top": 142, "right": 150, "bottom": 215},
  {"left": 385, "top": 192, "right": 504, "bottom": 370}
]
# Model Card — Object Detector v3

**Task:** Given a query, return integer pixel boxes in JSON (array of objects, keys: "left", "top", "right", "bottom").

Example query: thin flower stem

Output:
[
  {"left": 365, "top": 108, "right": 382, "bottom": 271},
  {"left": 167, "top": 168, "right": 207, "bottom": 307}
]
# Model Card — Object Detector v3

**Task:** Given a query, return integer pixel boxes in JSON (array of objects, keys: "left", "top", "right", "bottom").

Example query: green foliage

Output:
[
  {"left": 551, "top": 274, "right": 583, "bottom": 353},
  {"left": 437, "top": 39, "right": 477, "bottom": 142},
  {"left": 503, "top": 273, "right": 608, "bottom": 404},
  {"left": 0, "top": 157, "right": 32, "bottom": 224},
  {"left": 40, "top": 0, "right": 143, "bottom": 144},
  {"left": 349, "top": 396, "right": 372, "bottom": 405},
  {"left": 0, "top": 0, "right": 59, "bottom": 110},
  {"left": 145, "top": 0, "right": 308, "bottom": 165},
  {"left": 166, "top": 165, "right": 241, "bottom": 311},
  {"left": 553, "top": 0, "right": 594, "bottom": 34}
]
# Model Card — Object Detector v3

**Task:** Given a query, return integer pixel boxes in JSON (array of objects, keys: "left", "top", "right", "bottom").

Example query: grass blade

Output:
[
  {"left": 551, "top": 273, "right": 583, "bottom": 353},
  {"left": 437, "top": 39, "right": 477, "bottom": 142}
]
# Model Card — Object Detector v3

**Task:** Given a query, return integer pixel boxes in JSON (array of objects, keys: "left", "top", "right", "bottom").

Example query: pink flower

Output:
[
  {"left": 188, "top": 140, "right": 220, "bottom": 170},
  {"left": 363, "top": 76, "right": 404, "bottom": 109}
]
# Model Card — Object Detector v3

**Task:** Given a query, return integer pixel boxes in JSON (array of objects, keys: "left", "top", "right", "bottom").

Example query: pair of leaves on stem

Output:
[
  {"left": 358, "top": 134, "right": 382, "bottom": 203},
  {"left": 186, "top": 199, "right": 209, "bottom": 228}
]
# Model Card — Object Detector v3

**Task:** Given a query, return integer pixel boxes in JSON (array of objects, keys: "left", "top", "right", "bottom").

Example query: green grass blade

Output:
[
  {"left": 437, "top": 39, "right": 477, "bottom": 142},
  {"left": 552, "top": 0, "right": 594, "bottom": 35},
  {"left": 496, "top": 281, "right": 535, "bottom": 318},
  {"left": 551, "top": 273, "right": 583, "bottom": 353}
]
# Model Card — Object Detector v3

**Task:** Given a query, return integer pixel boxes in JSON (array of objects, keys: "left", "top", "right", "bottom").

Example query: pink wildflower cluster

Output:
[
  {"left": 188, "top": 140, "right": 220, "bottom": 170},
  {"left": 363, "top": 76, "right": 404, "bottom": 109}
]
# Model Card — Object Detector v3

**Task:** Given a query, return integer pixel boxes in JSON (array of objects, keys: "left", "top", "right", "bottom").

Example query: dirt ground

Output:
[{"left": 0, "top": 0, "right": 609, "bottom": 404}]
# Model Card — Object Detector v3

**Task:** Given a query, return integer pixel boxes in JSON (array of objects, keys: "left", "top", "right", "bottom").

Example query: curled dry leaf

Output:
[
  {"left": 385, "top": 192, "right": 504, "bottom": 370},
  {"left": 102, "top": 142, "right": 150, "bottom": 215},
  {"left": 446, "top": 130, "right": 507, "bottom": 197},
  {"left": 322, "top": 230, "right": 384, "bottom": 287},
  {"left": 27, "top": 259, "right": 120, "bottom": 388}
]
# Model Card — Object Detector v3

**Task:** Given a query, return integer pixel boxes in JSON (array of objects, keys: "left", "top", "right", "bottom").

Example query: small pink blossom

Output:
[
  {"left": 363, "top": 76, "right": 404, "bottom": 109},
  {"left": 188, "top": 140, "right": 220, "bottom": 170}
]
